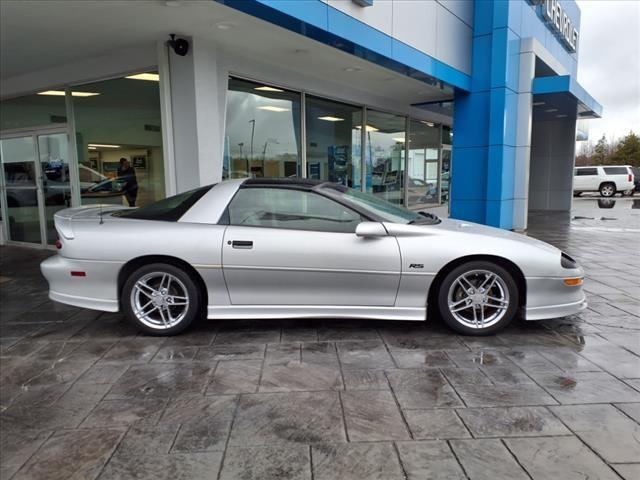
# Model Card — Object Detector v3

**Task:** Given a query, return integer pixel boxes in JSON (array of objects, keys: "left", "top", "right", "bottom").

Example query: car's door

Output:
[
  {"left": 221, "top": 186, "right": 401, "bottom": 306},
  {"left": 574, "top": 167, "right": 598, "bottom": 190}
]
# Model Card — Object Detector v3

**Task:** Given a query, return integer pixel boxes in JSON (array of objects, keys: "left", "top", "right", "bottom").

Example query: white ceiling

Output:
[{"left": 1, "top": 0, "right": 454, "bottom": 105}]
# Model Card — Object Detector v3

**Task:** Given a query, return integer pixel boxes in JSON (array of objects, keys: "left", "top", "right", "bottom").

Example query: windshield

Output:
[{"left": 319, "top": 184, "right": 439, "bottom": 225}]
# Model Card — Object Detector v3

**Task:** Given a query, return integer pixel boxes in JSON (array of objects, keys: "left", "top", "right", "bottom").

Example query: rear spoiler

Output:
[{"left": 54, "top": 205, "right": 130, "bottom": 239}]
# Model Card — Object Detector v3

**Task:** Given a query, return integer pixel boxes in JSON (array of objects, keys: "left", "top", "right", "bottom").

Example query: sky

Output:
[{"left": 576, "top": 0, "right": 640, "bottom": 143}]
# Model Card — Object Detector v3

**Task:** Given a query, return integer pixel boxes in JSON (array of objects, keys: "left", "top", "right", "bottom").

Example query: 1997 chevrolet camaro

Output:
[{"left": 41, "top": 178, "right": 587, "bottom": 335}]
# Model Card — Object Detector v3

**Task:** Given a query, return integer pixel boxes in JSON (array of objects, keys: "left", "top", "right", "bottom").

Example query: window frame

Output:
[{"left": 219, "top": 185, "right": 370, "bottom": 233}]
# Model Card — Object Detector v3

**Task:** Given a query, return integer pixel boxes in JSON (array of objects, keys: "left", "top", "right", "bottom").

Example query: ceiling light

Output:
[
  {"left": 532, "top": 101, "right": 546, "bottom": 106},
  {"left": 38, "top": 90, "right": 100, "bottom": 97},
  {"left": 355, "top": 125, "right": 379, "bottom": 132},
  {"left": 125, "top": 73, "right": 160, "bottom": 82},
  {"left": 88, "top": 146, "right": 97, "bottom": 150},
  {"left": 255, "top": 86, "right": 284, "bottom": 92},
  {"left": 393, "top": 137, "right": 406, "bottom": 143},
  {"left": 87, "top": 143, "right": 120, "bottom": 148},
  {"left": 216, "top": 22, "right": 236, "bottom": 30},
  {"left": 318, "top": 116, "right": 345, "bottom": 122},
  {"left": 258, "top": 106, "right": 290, "bottom": 112},
  {"left": 556, "top": 114, "right": 568, "bottom": 118},
  {"left": 545, "top": 108, "right": 558, "bottom": 113},
  {"left": 420, "top": 121, "right": 435, "bottom": 127}
]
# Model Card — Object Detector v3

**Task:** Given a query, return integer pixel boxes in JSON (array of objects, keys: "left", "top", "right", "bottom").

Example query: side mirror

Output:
[{"left": 355, "top": 221, "right": 388, "bottom": 237}]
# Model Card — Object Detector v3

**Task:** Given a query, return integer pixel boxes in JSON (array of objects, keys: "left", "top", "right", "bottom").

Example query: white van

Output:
[{"left": 573, "top": 165, "right": 635, "bottom": 197}]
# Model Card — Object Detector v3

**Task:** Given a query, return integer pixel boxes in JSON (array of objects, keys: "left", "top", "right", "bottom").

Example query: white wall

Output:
[{"left": 327, "top": 0, "right": 473, "bottom": 73}]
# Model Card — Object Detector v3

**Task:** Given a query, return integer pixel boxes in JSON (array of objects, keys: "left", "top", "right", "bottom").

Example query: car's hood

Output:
[{"left": 385, "top": 217, "right": 560, "bottom": 254}]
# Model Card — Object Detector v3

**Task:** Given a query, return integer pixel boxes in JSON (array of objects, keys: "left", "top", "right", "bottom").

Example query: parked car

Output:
[
  {"left": 573, "top": 165, "right": 635, "bottom": 197},
  {"left": 41, "top": 178, "right": 586, "bottom": 336},
  {"left": 632, "top": 166, "right": 640, "bottom": 193}
]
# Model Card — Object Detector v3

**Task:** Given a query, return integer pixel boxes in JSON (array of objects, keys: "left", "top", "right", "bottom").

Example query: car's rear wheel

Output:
[
  {"left": 122, "top": 263, "right": 200, "bottom": 335},
  {"left": 437, "top": 261, "right": 518, "bottom": 335},
  {"left": 599, "top": 183, "right": 616, "bottom": 197}
]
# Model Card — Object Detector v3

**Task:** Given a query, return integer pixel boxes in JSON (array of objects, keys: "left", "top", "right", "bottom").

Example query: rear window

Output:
[
  {"left": 575, "top": 168, "right": 597, "bottom": 176},
  {"left": 114, "top": 185, "right": 212, "bottom": 221},
  {"left": 603, "top": 167, "right": 629, "bottom": 175}
]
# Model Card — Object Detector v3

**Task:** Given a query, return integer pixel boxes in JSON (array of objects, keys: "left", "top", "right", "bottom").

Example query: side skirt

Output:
[{"left": 207, "top": 305, "right": 426, "bottom": 321}]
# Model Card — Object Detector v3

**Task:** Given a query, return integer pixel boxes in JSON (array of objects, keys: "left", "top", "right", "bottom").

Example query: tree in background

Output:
[
  {"left": 578, "top": 131, "right": 639, "bottom": 167},
  {"left": 592, "top": 134, "right": 609, "bottom": 165},
  {"left": 609, "top": 131, "right": 640, "bottom": 167}
]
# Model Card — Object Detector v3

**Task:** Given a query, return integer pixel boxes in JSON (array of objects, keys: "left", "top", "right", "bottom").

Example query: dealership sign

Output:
[{"left": 530, "top": 0, "right": 579, "bottom": 53}]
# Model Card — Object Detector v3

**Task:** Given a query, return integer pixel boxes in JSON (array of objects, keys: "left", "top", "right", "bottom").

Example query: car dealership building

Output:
[{"left": 0, "top": 0, "right": 601, "bottom": 248}]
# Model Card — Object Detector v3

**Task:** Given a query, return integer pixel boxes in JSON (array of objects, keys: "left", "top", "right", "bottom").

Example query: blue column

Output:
[{"left": 451, "top": 0, "right": 519, "bottom": 229}]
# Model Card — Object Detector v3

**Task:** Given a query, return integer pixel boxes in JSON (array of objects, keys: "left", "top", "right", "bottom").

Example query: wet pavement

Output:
[{"left": 1, "top": 196, "right": 639, "bottom": 479}]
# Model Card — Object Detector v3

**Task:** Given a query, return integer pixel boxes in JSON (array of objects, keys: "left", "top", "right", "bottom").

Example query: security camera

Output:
[{"left": 167, "top": 34, "right": 189, "bottom": 56}]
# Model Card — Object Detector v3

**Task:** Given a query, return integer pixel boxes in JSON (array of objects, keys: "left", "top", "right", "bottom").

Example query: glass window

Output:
[
  {"left": 115, "top": 185, "right": 212, "bottom": 222},
  {"left": 442, "top": 125, "right": 452, "bottom": 145},
  {"left": 364, "top": 110, "right": 406, "bottom": 205},
  {"left": 305, "top": 95, "right": 362, "bottom": 188},
  {"left": 72, "top": 72, "right": 165, "bottom": 208},
  {"left": 603, "top": 167, "right": 628, "bottom": 175},
  {"left": 0, "top": 93, "right": 67, "bottom": 130},
  {"left": 576, "top": 168, "right": 597, "bottom": 176},
  {"left": 227, "top": 187, "right": 363, "bottom": 233},
  {"left": 407, "top": 119, "right": 440, "bottom": 210},
  {"left": 224, "top": 78, "right": 301, "bottom": 180},
  {"left": 320, "top": 184, "right": 429, "bottom": 224}
]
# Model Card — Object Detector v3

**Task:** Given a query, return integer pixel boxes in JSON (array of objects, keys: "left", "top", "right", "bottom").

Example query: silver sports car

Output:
[{"left": 41, "top": 178, "right": 587, "bottom": 335}]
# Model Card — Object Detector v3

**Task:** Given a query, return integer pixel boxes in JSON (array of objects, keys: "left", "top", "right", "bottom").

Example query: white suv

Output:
[{"left": 573, "top": 165, "right": 635, "bottom": 197}]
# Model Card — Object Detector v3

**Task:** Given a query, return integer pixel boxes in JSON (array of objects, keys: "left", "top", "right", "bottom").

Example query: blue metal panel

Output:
[
  {"left": 532, "top": 75, "right": 602, "bottom": 117},
  {"left": 255, "top": 0, "right": 329, "bottom": 30},
  {"left": 454, "top": 91, "right": 491, "bottom": 148},
  {"left": 327, "top": 6, "right": 392, "bottom": 58},
  {"left": 215, "top": 0, "right": 471, "bottom": 91},
  {"left": 450, "top": 146, "right": 488, "bottom": 200},
  {"left": 470, "top": 34, "right": 492, "bottom": 91}
]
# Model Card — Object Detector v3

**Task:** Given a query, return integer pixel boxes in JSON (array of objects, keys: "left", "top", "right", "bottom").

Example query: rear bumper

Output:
[
  {"left": 50, "top": 290, "right": 119, "bottom": 312},
  {"left": 40, "top": 255, "right": 122, "bottom": 312},
  {"left": 524, "top": 276, "right": 587, "bottom": 320}
]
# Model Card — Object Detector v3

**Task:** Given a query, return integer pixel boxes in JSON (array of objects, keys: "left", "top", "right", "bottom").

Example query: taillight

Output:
[
  {"left": 55, "top": 239, "right": 62, "bottom": 249},
  {"left": 629, "top": 174, "right": 633, "bottom": 182}
]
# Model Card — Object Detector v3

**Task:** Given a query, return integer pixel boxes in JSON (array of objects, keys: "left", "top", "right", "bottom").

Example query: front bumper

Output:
[
  {"left": 40, "top": 255, "right": 121, "bottom": 312},
  {"left": 524, "top": 276, "right": 587, "bottom": 320}
]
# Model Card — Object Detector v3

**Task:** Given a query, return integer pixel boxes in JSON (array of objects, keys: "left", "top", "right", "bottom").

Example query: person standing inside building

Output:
[{"left": 117, "top": 157, "right": 139, "bottom": 207}]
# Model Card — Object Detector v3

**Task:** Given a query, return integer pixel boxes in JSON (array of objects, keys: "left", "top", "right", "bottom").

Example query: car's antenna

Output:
[{"left": 99, "top": 203, "right": 104, "bottom": 225}]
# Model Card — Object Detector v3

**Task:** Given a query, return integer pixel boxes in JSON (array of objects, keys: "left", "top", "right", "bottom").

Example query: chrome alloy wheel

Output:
[
  {"left": 600, "top": 184, "right": 615, "bottom": 197},
  {"left": 446, "top": 269, "right": 510, "bottom": 329},
  {"left": 130, "top": 272, "right": 189, "bottom": 330}
]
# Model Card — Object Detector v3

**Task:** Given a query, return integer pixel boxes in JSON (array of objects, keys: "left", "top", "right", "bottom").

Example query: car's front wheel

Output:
[
  {"left": 437, "top": 261, "right": 519, "bottom": 335},
  {"left": 122, "top": 263, "right": 200, "bottom": 335}
]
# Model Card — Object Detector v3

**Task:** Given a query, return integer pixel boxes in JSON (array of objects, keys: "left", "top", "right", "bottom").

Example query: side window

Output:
[
  {"left": 576, "top": 168, "right": 597, "bottom": 176},
  {"left": 603, "top": 167, "right": 628, "bottom": 175},
  {"left": 228, "top": 188, "right": 364, "bottom": 233}
]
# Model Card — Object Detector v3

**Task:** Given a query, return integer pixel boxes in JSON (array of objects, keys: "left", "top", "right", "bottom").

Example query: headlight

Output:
[{"left": 561, "top": 252, "right": 578, "bottom": 269}]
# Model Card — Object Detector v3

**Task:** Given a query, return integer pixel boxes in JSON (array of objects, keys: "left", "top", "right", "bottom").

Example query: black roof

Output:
[{"left": 242, "top": 177, "right": 326, "bottom": 190}]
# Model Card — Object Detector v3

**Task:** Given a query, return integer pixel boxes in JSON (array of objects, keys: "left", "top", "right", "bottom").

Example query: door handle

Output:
[{"left": 230, "top": 240, "right": 253, "bottom": 249}]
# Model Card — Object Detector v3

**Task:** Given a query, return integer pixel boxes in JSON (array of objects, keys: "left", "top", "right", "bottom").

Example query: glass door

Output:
[
  {"left": 38, "top": 133, "right": 73, "bottom": 243},
  {"left": 0, "top": 129, "right": 72, "bottom": 246}
]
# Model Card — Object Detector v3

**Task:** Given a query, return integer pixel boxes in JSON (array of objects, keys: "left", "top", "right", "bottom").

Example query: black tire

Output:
[
  {"left": 122, "top": 262, "right": 201, "bottom": 335},
  {"left": 599, "top": 182, "right": 616, "bottom": 197},
  {"left": 437, "top": 261, "right": 519, "bottom": 336}
]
